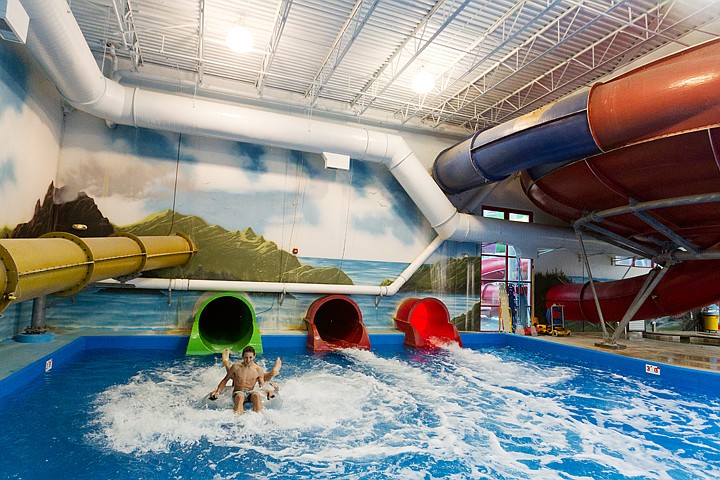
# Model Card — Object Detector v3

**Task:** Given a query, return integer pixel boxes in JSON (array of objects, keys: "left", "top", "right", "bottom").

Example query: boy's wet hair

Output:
[{"left": 242, "top": 346, "right": 256, "bottom": 356}]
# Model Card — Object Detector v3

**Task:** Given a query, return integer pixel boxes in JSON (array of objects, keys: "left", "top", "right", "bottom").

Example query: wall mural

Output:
[
  {"left": 0, "top": 44, "right": 64, "bottom": 341},
  {"left": 0, "top": 110, "right": 495, "bottom": 334},
  {"left": 4, "top": 176, "right": 504, "bottom": 334},
  {"left": 0, "top": 105, "right": 516, "bottom": 335},
  {"left": 59, "top": 112, "right": 432, "bottom": 263},
  {"left": 0, "top": 49, "right": 508, "bottom": 336}
]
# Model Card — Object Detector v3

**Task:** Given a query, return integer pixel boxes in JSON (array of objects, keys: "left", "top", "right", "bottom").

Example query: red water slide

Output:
[
  {"left": 547, "top": 260, "right": 720, "bottom": 323},
  {"left": 304, "top": 295, "right": 371, "bottom": 351},
  {"left": 535, "top": 40, "right": 720, "bottom": 321},
  {"left": 395, "top": 297, "right": 462, "bottom": 348}
]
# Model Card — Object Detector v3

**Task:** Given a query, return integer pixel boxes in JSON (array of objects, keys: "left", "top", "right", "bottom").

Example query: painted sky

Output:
[
  {"left": 0, "top": 46, "right": 62, "bottom": 228},
  {"left": 58, "top": 112, "right": 434, "bottom": 262}
]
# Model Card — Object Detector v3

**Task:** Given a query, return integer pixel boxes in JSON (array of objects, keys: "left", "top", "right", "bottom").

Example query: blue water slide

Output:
[{"left": 432, "top": 90, "right": 601, "bottom": 194}]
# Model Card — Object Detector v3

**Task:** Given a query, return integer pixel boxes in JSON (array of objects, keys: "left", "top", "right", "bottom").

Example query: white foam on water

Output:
[
  {"left": 432, "top": 343, "right": 720, "bottom": 480},
  {"left": 88, "top": 347, "right": 720, "bottom": 479}
]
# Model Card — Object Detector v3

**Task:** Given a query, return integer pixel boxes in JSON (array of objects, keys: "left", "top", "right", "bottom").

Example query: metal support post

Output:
[
  {"left": 607, "top": 266, "right": 669, "bottom": 345},
  {"left": 576, "top": 229, "right": 610, "bottom": 342},
  {"left": 29, "top": 295, "right": 48, "bottom": 333}
]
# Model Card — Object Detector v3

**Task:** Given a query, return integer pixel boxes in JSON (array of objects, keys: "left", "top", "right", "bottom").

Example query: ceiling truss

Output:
[{"left": 69, "top": 0, "right": 720, "bottom": 136}]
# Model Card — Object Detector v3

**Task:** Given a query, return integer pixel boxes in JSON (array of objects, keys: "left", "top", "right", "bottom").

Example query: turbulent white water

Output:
[{"left": 87, "top": 346, "right": 720, "bottom": 479}]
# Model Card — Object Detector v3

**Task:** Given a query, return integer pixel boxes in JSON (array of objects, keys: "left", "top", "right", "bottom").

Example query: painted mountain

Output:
[
  {"left": 116, "top": 210, "right": 353, "bottom": 284},
  {"left": 9, "top": 183, "right": 352, "bottom": 285},
  {"left": 11, "top": 182, "right": 113, "bottom": 238}
]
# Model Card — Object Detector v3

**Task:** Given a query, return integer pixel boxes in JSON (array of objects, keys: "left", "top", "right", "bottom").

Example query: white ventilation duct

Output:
[{"left": 19, "top": 1, "right": 612, "bottom": 296}]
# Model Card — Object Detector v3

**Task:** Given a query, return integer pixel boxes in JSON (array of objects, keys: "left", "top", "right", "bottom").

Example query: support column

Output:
[{"left": 576, "top": 229, "right": 610, "bottom": 342}]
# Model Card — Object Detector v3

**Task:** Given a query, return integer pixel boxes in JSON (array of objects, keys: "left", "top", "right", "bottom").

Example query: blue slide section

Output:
[{"left": 433, "top": 90, "right": 601, "bottom": 194}]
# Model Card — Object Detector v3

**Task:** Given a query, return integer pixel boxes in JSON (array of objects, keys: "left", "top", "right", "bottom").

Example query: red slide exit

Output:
[{"left": 395, "top": 297, "right": 463, "bottom": 348}]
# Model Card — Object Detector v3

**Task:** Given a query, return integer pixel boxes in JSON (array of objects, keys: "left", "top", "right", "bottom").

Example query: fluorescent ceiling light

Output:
[
  {"left": 227, "top": 23, "right": 253, "bottom": 53},
  {"left": 412, "top": 68, "right": 435, "bottom": 94}
]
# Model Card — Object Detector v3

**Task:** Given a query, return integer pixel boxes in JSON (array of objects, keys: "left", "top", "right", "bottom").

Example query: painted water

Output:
[{"left": 38, "top": 257, "right": 497, "bottom": 333}]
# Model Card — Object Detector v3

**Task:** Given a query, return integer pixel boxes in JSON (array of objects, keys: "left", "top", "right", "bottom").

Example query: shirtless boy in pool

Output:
[{"left": 209, "top": 346, "right": 282, "bottom": 414}]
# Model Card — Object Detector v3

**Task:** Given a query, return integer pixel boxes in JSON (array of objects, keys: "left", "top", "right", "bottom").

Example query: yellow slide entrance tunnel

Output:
[{"left": 0, "top": 232, "right": 196, "bottom": 313}]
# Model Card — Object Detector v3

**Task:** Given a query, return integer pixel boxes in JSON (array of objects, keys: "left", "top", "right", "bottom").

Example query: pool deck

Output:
[{"left": 536, "top": 331, "right": 720, "bottom": 373}]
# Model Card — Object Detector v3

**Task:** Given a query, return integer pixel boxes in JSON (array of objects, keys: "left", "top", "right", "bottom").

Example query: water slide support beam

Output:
[
  {"left": 578, "top": 223, "right": 659, "bottom": 260},
  {"left": 30, "top": 295, "right": 46, "bottom": 330},
  {"left": 575, "top": 229, "right": 610, "bottom": 341},
  {"left": 574, "top": 192, "right": 720, "bottom": 259},
  {"left": 604, "top": 266, "right": 669, "bottom": 347},
  {"left": 632, "top": 210, "right": 699, "bottom": 254},
  {"left": 575, "top": 193, "right": 720, "bottom": 225}
]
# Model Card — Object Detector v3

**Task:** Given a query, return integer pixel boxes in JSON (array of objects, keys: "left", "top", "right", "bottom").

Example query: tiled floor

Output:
[{"left": 536, "top": 331, "right": 720, "bottom": 373}]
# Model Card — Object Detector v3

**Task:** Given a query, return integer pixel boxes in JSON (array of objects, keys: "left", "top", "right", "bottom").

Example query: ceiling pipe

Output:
[
  {"left": 111, "top": 69, "right": 465, "bottom": 140},
  {"left": 21, "top": 1, "right": 617, "bottom": 296}
]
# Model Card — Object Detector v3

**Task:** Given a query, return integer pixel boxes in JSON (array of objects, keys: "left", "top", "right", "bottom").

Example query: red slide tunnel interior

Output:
[
  {"left": 395, "top": 297, "right": 463, "bottom": 348},
  {"left": 304, "top": 295, "right": 371, "bottom": 352}
]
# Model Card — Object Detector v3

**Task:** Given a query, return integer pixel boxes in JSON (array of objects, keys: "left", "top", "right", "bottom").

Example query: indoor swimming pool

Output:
[{"left": 0, "top": 337, "right": 718, "bottom": 479}]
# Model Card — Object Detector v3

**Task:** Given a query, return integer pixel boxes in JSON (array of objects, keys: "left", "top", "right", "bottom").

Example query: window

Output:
[
  {"left": 476, "top": 207, "right": 533, "bottom": 332},
  {"left": 612, "top": 256, "right": 655, "bottom": 268}
]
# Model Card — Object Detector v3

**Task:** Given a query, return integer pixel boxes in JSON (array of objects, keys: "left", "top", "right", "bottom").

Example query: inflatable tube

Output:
[
  {"left": 547, "top": 260, "right": 720, "bottom": 323},
  {"left": 186, "top": 292, "right": 263, "bottom": 355},
  {"left": 394, "top": 297, "right": 462, "bottom": 348},
  {"left": 303, "top": 295, "right": 370, "bottom": 351}
]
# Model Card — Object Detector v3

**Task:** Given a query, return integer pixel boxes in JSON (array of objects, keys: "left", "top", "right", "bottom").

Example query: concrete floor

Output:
[{"left": 535, "top": 331, "right": 720, "bottom": 373}]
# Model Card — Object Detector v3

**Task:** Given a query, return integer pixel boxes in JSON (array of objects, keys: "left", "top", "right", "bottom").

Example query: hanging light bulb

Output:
[
  {"left": 412, "top": 67, "right": 435, "bottom": 94},
  {"left": 226, "top": 21, "right": 253, "bottom": 53}
]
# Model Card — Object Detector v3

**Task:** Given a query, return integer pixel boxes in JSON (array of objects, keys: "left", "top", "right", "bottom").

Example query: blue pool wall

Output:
[
  {"left": 0, "top": 288, "right": 491, "bottom": 342},
  {"left": 1, "top": 333, "right": 718, "bottom": 400}
]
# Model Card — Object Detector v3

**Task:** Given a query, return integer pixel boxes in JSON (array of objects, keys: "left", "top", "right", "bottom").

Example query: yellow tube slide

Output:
[{"left": 0, "top": 232, "right": 196, "bottom": 313}]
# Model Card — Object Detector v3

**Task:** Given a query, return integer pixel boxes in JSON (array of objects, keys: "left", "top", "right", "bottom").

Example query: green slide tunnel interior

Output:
[{"left": 186, "top": 292, "right": 263, "bottom": 355}]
